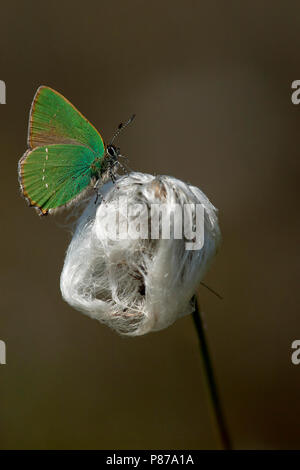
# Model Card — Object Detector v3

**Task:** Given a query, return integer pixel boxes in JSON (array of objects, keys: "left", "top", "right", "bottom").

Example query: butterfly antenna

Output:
[{"left": 110, "top": 114, "right": 136, "bottom": 145}]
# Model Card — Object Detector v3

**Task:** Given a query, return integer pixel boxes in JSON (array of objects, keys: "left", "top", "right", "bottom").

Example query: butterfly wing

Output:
[
  {"left": 19, "top": 144, "right": 97, "bottom": 215},
  {"left": 19, "top": 86, "right": 106, "bottom": 214},
  {"left": 28, "top": 86, "right": 105, "bottom": 155}
]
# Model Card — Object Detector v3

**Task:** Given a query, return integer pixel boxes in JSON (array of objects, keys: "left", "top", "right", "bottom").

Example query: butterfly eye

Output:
[{"left": 107, "top": 145, "right": 115, "bottom": 157}]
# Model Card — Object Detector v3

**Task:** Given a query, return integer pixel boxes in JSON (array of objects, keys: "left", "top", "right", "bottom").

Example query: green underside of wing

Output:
[
  {"left": 20, "top": 144, "right": 102, "bottom": 211},
  {"left": 29, "top": 86, "right": 105, "bottom": 156}
]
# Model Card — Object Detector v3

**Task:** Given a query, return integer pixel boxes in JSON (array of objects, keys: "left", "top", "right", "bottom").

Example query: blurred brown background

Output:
[{"left": 0, "top": 0, "right": 299, "bottom": 450}]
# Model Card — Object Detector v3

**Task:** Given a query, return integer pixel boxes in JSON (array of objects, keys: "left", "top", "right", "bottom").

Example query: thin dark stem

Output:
[{"left": 192, "top": 296, "right": 232, "bottom": 450}]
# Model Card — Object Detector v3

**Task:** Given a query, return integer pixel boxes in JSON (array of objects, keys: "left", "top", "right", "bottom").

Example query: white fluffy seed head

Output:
[{"left": 60, "top": 172, "right": 221, "bottom": 336}]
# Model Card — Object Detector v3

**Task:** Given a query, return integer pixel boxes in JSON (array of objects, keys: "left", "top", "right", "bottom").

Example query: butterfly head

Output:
[
  {"left": 104, "top": 114, "right": 136, "bottom": 179},
  {"left": 106, "top": 143, "right": 121, "bottom": 171},
  {"left": 106, "top": 144, "right": 120, "bottom": 161}
]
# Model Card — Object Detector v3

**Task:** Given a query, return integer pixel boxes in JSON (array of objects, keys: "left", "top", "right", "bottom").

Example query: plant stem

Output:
[{"left": 192, "top": 296, "right": 232, "bottom": 450}]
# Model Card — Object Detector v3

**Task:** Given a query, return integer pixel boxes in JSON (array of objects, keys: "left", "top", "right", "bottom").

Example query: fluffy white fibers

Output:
[{"left": 60, "top": 172, "right": 221, "bottom": 336}]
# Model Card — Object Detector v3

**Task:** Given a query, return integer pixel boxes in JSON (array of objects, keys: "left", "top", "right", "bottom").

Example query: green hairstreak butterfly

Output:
[{"left": 18, "top": 86, "right": 135, "bottom": 216}]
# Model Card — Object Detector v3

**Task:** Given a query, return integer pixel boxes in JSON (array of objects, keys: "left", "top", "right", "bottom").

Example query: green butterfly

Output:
[{"left": 18, "top": 86, "right": 134, "bottom": 216}]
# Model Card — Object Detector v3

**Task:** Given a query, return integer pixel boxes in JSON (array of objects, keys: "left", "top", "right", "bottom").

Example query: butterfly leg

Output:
[
  {"left": 93, "top": 180, "right": 106, "bottom": 205},
  {"left": 118, "top": 154, "right": 132, "bottom": 175},
  {"left": 118, "top": 161, "right": 130, "bottom": 176},
  {"left": 109, "top": 169, "right": 117, "bottom": 184}
]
